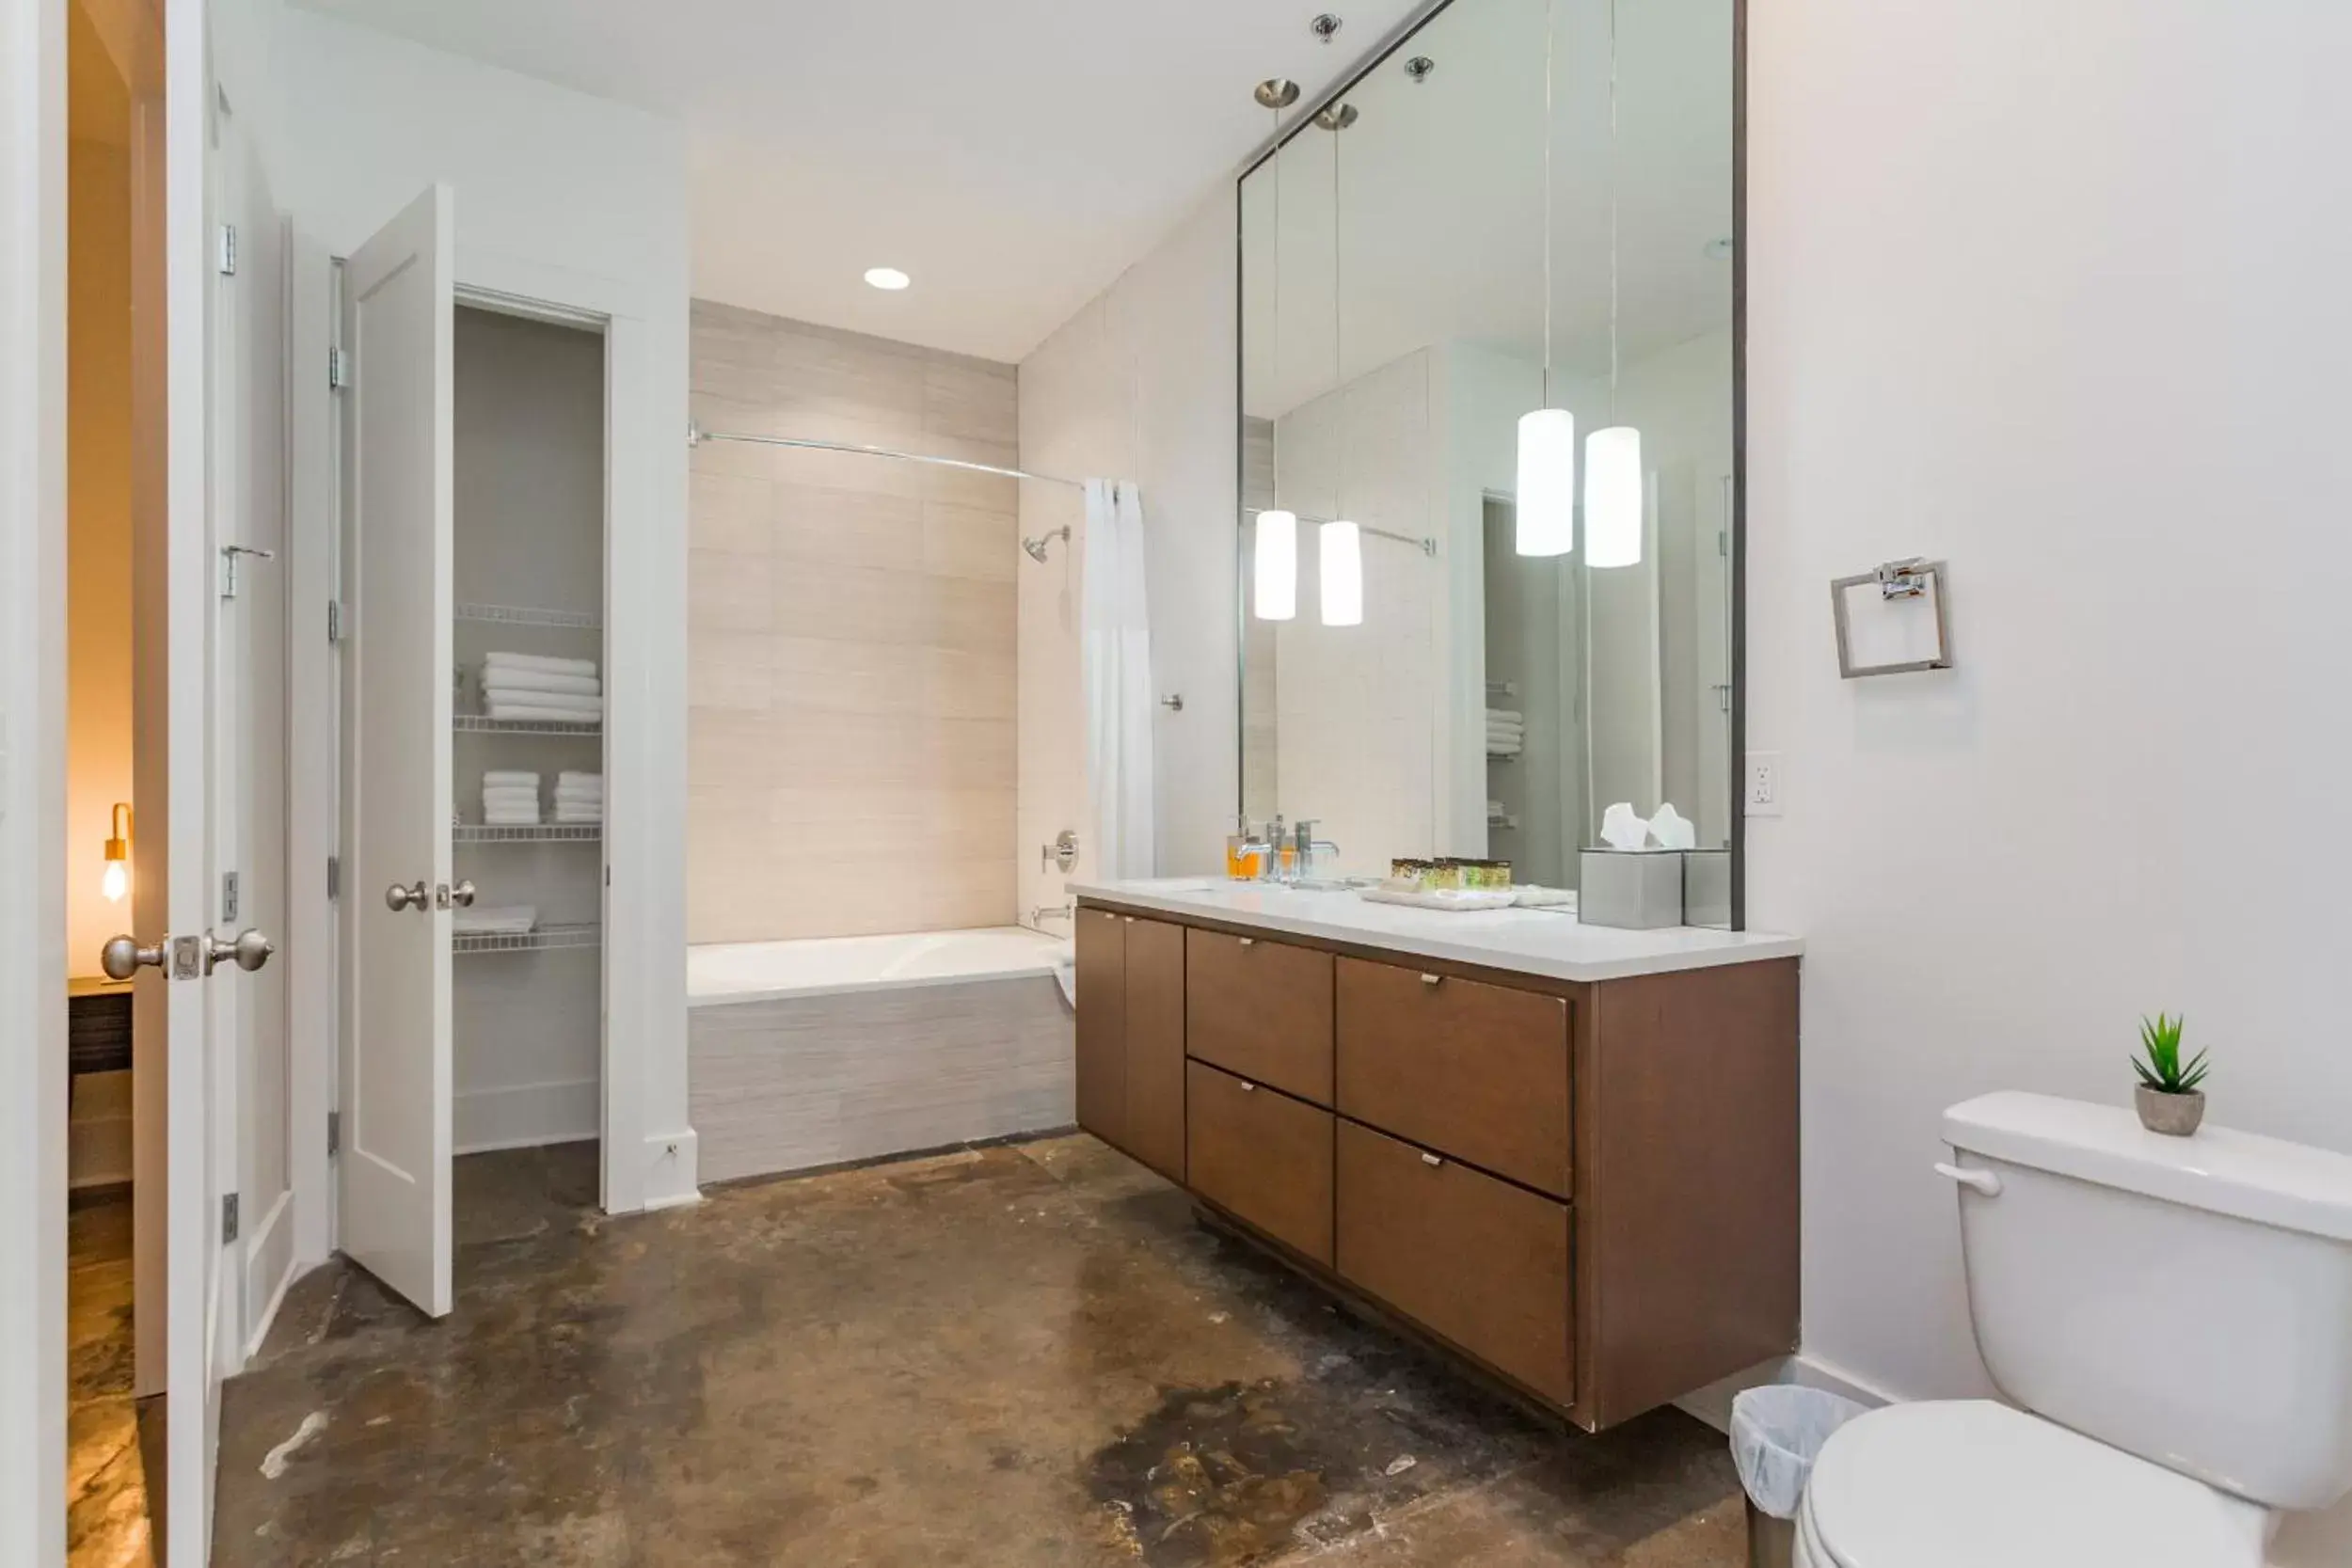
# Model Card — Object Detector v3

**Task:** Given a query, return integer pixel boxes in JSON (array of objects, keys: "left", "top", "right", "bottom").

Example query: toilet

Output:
[{"left": 1794, "top": 1091, "right": 2352, "bottom": 1567}]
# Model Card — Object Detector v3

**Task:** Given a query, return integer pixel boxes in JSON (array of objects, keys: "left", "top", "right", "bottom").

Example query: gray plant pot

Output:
[{"left": 2136, "top": 1085, "right": 2205, "bottom": 1137}]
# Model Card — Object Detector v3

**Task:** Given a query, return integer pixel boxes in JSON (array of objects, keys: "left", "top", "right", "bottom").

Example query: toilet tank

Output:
[{"left": 1944, "top": 1092, "right": 2352, "bottom": 1512}]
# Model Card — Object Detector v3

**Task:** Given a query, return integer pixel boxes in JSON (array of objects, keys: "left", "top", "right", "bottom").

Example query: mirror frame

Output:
[{"left": 1230, "top": 0, "right": 1748, "bottom": 929}]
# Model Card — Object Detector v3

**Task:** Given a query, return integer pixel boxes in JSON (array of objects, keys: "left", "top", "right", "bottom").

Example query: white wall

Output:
[
  {"left": 1747, "top": 2, "right": 2352, "bottom": 1557},
  {"left": 1018, "top": 183, "right": 1236, "bottom": 911},
  {"left": 236, "top": 3, "right": 697, "bottom": 1208}
]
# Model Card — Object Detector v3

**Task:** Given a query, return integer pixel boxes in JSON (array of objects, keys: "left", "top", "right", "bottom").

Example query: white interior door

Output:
[{"left": 335, "top": 185, "right": 455, "bottom": 1318}]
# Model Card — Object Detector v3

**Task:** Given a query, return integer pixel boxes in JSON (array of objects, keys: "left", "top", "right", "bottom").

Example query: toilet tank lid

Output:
[{"left": 1945, "top": 1092, "right": 2352, "bottom": 1243}]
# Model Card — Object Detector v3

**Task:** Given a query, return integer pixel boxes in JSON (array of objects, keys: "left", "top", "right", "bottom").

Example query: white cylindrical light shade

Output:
[
  {"left": 1515, "top": 408, "right": 1576, "bottom": 556},
  {"left": 1319, "top": 520, "right": 1362, "bottom": 626},
  {"left": 1254, "top": 509, "right": 1298, "bottom": 621},
  {"left": 1584, "top": 425, "right": 1644, "bottom": 568}
]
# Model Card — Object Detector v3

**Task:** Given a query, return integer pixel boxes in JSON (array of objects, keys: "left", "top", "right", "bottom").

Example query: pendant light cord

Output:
[
  {"left": 1542, "top": 0, "right": 1555, "bottom": 409},
  {"left": 1332, "top": 103, "right": 1345, "bottom": 525},
  {"left": 1271, "top": 97, "right": 1284, "bottom": 509},
  {"left": 1607, "top": 0, "right": 1621, "bottom": 420}
]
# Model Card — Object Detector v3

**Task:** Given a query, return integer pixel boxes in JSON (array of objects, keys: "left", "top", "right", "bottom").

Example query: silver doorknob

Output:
[
  {"left": 385, "top": 879, "right": 429, "bottom": 912},
  {"left": 451, "top": 879, "right": 476, "bottom": 908},
  {"left": 203, "top": 929, "right": 274, "bottom": 974},
  {"left": 100, "top": 936, "right": 167, "bottom": 982}
]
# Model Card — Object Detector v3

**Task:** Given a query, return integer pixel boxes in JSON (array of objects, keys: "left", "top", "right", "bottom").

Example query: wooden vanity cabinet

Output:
[
  {"left": 1075, "top": 895, "right": 1800, "bottom": 1433},
  {"left": 1072, "top": 909, "right": 1186, "bottom": 1181}
]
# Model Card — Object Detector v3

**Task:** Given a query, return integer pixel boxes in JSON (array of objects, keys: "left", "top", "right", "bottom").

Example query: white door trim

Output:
[
  {"left": 0, "top": 0, "right": 71, "bottom": 1560},
  {"left": 287, "top": 240, "right": 694, "bottom": 1249}
]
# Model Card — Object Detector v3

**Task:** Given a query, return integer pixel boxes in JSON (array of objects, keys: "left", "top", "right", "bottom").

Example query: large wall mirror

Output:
[{"left": 1236, "top": 0, "right": 1742, "bottom": 926}]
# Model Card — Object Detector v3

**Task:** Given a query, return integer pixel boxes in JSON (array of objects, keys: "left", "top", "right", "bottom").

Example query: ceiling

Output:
[{"left": 290, "top": 0, "right": 1428, "bottom": 363}]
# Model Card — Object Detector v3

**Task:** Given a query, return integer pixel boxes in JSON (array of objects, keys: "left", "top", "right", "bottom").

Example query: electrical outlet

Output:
[{"left": 1745, "top": 752, "right": 1783, "bottom": 816}]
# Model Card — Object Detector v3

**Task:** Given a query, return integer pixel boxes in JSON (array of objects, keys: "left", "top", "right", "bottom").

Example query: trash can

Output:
[{"left": 1729, "top": 1385, "right": 1867, "bottom": 1568}]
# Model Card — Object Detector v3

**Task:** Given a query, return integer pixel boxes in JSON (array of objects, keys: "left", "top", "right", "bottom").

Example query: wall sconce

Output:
[{"left": 103, "top": 801, "right": 132, "bottom": 903}]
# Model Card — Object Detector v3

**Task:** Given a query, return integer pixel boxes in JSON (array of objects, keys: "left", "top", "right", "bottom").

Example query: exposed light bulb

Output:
[
  {"left": 103, "top": 860, "right": 128, "bottom": 903},
  {"left": 1253, "top": 510, "right": 1297, "bottom": 621},
  {"left": 863, "top": 267, "right": 911, "bottom": 291},
  {"left": 1515, "top": 408, "right": 1576, "bottom": 556},
  {"left": 1318, "top": 520, "right": 1362, "bottom": 626},
  {"left": 1584, "top": 426, "right": 1644, "bottom": 567}
]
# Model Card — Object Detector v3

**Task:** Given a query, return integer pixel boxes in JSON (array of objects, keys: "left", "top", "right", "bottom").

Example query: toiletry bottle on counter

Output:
[{"left": 1225, "top": 816, "right": 1263, "bottom": 880}]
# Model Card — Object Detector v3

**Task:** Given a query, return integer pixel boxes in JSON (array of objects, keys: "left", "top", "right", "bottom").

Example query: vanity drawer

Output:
[
  {"left": 1336, "top": 958, "right": 1571, "bottom": 1198},
  {"left": 1185, "top": 929, "right": 1334, "bottom": 1105},
  {"left": 1186, "top": 1061, "right": 1333, "bottom": 1265},
  {"left": 1336, "top": 1118, "right": 1572, "bottom": 1405}
]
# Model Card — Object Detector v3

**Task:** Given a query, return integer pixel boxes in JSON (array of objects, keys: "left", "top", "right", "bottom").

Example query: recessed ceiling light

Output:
[{"left": 865, "top": 267, "right": 911, "bottom": 292}]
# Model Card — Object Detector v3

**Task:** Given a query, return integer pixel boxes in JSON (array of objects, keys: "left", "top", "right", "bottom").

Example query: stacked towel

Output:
[
  {"left": 553, "top": 770, "right": 603, "bottom": 826},
  {"left": 482, "top": 652, "right": 602, "bottom": 723},
  {"left": 1486, "top": 706, "right": 1525, "bottom": 758},
  {"left": 482, "top": 768, "right": 542, "bottom": 826}
]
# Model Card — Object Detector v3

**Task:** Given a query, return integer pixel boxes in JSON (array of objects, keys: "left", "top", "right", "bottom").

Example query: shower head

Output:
[{"left": 1021, "top": 525, "right": 1070, "bottom": 563}]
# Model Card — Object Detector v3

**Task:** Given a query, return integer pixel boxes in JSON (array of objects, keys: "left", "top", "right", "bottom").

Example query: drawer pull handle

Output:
[
  {"left": 1420, "top": 973, "right": 1443, "bottom": 988},
  {"left": 1122, "top": 916, "right": 1135, "bottom": 924},
  {"left": 1240, "top": 1081, "right": 1258, "bottom": 1093},
  {"left": 1237, "top": 937, "right": 1256, "bottom": 948},
  {"left": 1420, "top": 1152, "right": 1444, "bottom": 1168}
]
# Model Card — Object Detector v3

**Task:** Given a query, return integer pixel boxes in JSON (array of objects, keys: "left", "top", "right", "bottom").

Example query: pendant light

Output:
[
  {"left": 1584, "top": 0, "right": 1644, "bottom": 569},
  {"left": 1517, "top": 0, "right": 1574, "bottom": 557},
  {"left": 1252, "top": 79, "right": 1302, "bottom": 622},
  {"left": 1317, "top": 100, "right": 1363, "bottom": 626}
]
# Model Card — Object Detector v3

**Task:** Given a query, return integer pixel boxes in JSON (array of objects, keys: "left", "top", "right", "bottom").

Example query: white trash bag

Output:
[{"left": 1730, "top": 1385, "right": 1867, "bottom": 1521}]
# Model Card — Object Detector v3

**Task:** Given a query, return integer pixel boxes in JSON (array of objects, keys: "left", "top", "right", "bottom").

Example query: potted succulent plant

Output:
[{"left": 2133, "top": 1013, "right": 2208, "bottom": 1136}]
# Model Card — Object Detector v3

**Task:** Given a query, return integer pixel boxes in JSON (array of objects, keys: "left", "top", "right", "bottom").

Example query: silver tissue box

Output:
[{"left": 1579, "top": 848, "right": 1686, "bottom": 930}]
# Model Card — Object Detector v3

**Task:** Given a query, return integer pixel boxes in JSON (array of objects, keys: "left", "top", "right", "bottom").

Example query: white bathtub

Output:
[
  {"left": 687, "top": 926, "right": 1069, "bottom": 1007},
  {"left": 687, "top": 926, "right": 1075, "bottom": 1184}
]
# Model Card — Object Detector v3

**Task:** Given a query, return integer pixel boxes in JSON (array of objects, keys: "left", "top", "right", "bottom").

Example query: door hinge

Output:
[
  {"left": 326, "top": 854, "right": 342, "bottom": 901},
  {"left": 327, "top": 346, "right": 349, "bottom": 389},
  {"left": 326, "top": 1110, "right": 341, "bottom": 1159},
  {"left": 221, "top": 870, "right": 240, "bottom": 923},
  {"left": 326, "top": 598, "right": 342, "bottom": 644},
  {"left": 221, "top": 1193, "right": 240, "bottom": 1244},
  {"left": 1718, "top": 529, "right": 1729, "bottom": 558},
  {"left": 217, "top": 223, "right": 237, "bottom": 277}
]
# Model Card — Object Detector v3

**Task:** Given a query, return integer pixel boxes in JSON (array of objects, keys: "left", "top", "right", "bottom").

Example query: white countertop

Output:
[{"left": 1069, "top": 878, "right": 1803, "bottom": 984}]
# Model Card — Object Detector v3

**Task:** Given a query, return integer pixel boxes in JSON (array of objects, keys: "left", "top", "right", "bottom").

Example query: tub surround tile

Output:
[
  {"left": 691, "top": 299, "right": 1019, "bottom": 943},
  {"left": 691, "top": 976, "right": 1073, "bottom": 1182}
]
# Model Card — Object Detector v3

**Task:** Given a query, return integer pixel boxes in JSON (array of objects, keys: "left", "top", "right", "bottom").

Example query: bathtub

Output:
[{"left": 688, "top": 927, "right": 1075, "bottom": 1184}]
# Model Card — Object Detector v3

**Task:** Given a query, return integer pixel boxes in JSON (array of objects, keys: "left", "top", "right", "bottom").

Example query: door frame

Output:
[
  {"left": 0, "top": 0, "right": 72, "bottom": 1560},
  {"left": 286, "top": 242, "right": 674, "bottom": 1247}
]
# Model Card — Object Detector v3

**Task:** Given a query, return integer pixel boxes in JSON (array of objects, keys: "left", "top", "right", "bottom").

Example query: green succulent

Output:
[{"left": 2134, "top": 1013, "right": 2209, "bottom": 1095}]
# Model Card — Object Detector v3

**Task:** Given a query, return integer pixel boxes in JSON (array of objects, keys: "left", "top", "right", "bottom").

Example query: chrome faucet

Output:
[{"left": 1294, "top": 819, "right": 1340, "bottom": 881}]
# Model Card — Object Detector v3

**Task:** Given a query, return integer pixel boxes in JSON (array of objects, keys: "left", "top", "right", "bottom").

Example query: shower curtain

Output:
[{"left": 1082, "top": 480, "right": 1155, "bottom": 879}]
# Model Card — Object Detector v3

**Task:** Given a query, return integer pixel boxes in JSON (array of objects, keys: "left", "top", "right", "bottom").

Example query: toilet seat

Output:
[{"left": 1800, "top": 1400, "right": 2271, "bottom": 1568}]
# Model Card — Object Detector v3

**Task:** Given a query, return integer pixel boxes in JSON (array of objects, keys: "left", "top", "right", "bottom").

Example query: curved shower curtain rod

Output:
[{"left": 684, "top": 422, "right": 1437, "bottom": 558}]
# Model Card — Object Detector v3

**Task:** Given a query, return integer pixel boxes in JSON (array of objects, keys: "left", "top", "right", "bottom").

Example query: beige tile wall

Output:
[{"left": 689, "top": 301, "right": 1019, "bottom": 942}]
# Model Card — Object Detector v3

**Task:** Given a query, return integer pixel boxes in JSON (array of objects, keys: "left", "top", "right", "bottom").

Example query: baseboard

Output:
[
  {"left": 241, "top": 1188, "right": 300, "bottom": 1365},
  {"left": 1674, "top": 1351, "right": 1900, "bottom": 1434},
  {"left": 454, "top": 1078, "right": 599, "bottom": 1156},
  {"left": 637, "top": 1128, "right": 700, "bottom": 1212}
]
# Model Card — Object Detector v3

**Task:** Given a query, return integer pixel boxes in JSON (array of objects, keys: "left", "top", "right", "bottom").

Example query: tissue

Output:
[
  {"left": 1647, "top": 802, "right": 1696, "bottom": 850},
  {"left": 1599, "top": 801, "right": 1649, "bottom": 851}
]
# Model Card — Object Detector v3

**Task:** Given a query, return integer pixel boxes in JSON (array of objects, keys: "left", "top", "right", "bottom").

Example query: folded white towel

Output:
[
  {"left": 555, "top": 779, "right": 602, "bottom": 795},
  {"left": 485, "top": 652, "right": 597, "bottom": 678},
  {"left": 483, "top": 770, "right": 540, "bottom": 787},
  {"left": 482, "top": 797, "right": 541, "bottom": 813},
  {"left": 554, "top": 796, "right": 602, "bottom": 811},
  {"left": 553, "top": 810, "right": 603, "bottom": 825},
  {"left": 1488, "top": 741, "right": 1523, "bottom": 757},
  {"left": 453, "top": 905, "right": 538, "bottom": 936},
  {"left": 1486, "top": 708, "right": 1523, "bottom": 724},
  {"left": 485, "top": 703, "right": 602, "bottom": 724},
  {"left": 484, "top": 814, "right": 543, "bottom": 828},
  {"left": 556, "top": 771, "right": 603, "bottom": 791},
  {"left": 485, "top": 688, "right": 601, "bottom": 714},
  {"left": 479, "top": 665, "right": 600, "bottom": 697}
]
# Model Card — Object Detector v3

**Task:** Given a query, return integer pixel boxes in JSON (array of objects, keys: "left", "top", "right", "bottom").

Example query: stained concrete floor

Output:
[
  {"left": 69, "top": 1191, "right": 158, "bottom": 1568},
  {"left": 215, "top": 1136, "right": 1743, "bottom": 1567}
]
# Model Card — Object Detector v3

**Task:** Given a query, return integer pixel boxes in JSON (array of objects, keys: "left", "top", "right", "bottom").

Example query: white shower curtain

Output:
[{"left": 1082, "top": 479, "right": 1155, "bottom": 879}]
